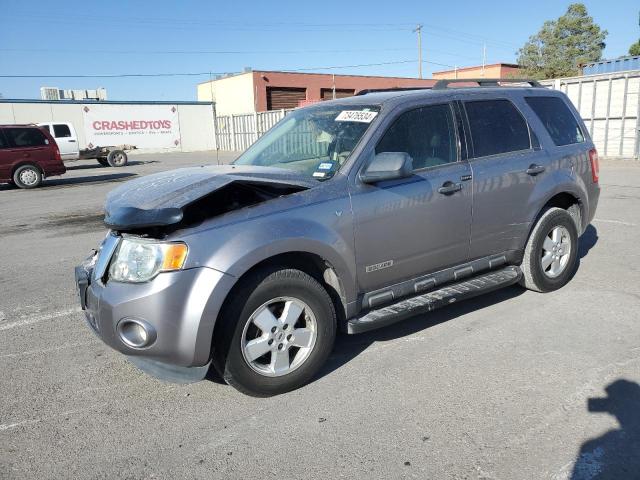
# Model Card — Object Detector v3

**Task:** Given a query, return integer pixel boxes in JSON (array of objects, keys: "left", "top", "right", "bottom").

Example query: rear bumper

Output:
[
  {"left": 76, "top": 260, "right": 235, "bottom": 368},
  {"left": 44, "top": 164, "right": 66, "bottom": 177}
]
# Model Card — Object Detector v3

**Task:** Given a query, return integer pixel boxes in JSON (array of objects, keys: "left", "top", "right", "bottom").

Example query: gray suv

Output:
[{"left": 75, "top": 79, "right": 600, "bottom": 396}]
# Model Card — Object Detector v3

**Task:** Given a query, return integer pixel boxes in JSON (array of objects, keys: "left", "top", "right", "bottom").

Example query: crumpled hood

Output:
[{"left": 104, "top": 165, "right": 316, "bottom": 229}]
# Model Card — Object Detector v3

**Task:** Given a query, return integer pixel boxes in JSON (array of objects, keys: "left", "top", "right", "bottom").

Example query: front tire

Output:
[
  {"left": 214, "top": 268, "right": 336, "bottom": 397},
  {"left": 13, "top": 164, "right": 42, "bottom": 189},
  {"left": 520, "top": 207, "right": 578, "bottom": 292}
]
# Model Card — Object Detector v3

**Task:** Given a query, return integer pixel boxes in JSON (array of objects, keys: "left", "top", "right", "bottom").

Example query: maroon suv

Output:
[{"left": 0, "top": 125, "right": 66, "bottom": 188}]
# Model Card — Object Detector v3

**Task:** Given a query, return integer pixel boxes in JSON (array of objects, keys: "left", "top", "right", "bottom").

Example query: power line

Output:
[
  {"left": 0, "top": 47, "right": 479, "bottom": 63},
  {"left": 0, "top": 59, "right": 425, "bottom": 79},
  {"left": 3, "top": 13, "right": 415, "bottom": 28},
  {"left": 1, "top": 14, "right": 413, "bottom": 32},
  {"left": 0, "top": 47, "right": 417, "bottom": 55},
  {"left": 0, "top": 13, "right": 521, "bottom": 47}
]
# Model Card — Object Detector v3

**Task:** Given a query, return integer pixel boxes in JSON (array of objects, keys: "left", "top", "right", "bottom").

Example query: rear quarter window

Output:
[
  {"left": 525, "top": 96, "right": 585, "bottom": 146},
  {"left": 4, "top": 128, "right": 48, "bottom": 147},
  {"left": 465, "top": 99, "right": 531, "bottom": 158},
  {"left": 0, "top": 131, "right": 8, "bottom": 149}
]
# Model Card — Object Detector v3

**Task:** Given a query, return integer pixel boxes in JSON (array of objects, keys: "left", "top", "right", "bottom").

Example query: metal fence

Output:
[
  {"left": 542, "top": 70, "right": 640, "bottom": 159},
  {"left": 215, "top": 109, "right": 290, "bottom": 151}
]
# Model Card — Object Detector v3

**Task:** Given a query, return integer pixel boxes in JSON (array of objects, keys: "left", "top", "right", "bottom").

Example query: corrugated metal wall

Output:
[{"left": 543, "top": 71, "right": 640, "bottom": 159}]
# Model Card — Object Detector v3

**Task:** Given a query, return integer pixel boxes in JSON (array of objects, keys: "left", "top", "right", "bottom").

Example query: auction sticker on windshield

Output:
[{"left": 335, "top": 110, "right": 378, "bottom": 123}]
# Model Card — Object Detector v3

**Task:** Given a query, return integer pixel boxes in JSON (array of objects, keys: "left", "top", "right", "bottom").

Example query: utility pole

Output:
[
  {"left": 413, "top": 24, "right": 423, "bottom": 79},
  {"left": 482, "top": 43, "right": 486, "bottom": 77},
  {"left": 332, "top": 74, "right": 336, "bottom": 100}
]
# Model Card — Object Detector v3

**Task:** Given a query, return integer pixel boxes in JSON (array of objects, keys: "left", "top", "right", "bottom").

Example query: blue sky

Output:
[{"left": 0, "top": 0, "right": 637, "bottom": 100}]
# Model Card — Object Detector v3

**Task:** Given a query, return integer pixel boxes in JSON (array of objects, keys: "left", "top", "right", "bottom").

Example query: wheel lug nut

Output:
[
  {"left": 268, "top": 339, "right": 274, "bottom": 346},
  {"left": 283, "top": 324, "right": 289, "bottom": 330},
  {"left": 278, "top": 343, "right": 283, "bottom": 350},
  {"left": 271, "top": 327, "right": 277, "bottom": 333},
  {"left": 287, "top": 334, "right": 292, "bottom": 341}
]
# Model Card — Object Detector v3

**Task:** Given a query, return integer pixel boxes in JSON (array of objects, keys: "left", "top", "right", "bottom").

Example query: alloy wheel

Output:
[
  {"left": 241, "top": 297, "right": 317, "bottom": 377},
  {"left": 541, "top": 225, "right": 572, "bottom": 278}
]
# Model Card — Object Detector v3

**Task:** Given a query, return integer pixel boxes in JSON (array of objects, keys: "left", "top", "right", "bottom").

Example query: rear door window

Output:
[
  {"left": 0, "top": 131, "right": 8, "bottom": 149},
  {"left": 464, "top": 99, "right": 531, "bottom": 158},
  {"left": 5, "top": 128, "right": 48, "bottom": 147},
  {"left": 525, "top": 96, "right": 584, "bottom": 146},
  {"left": 53, "top": 124, "right": 72, "bottom": 138},
  {"left": 376, "top": 103, "right": 457, "bottom": 170}
]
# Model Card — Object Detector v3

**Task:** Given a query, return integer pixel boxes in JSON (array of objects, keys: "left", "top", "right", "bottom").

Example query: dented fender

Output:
[{"left": 178, "top": 184, "right": 359, "bottom": 307}]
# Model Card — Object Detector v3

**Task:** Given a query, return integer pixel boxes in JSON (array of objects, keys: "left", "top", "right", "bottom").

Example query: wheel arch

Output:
[
  {"left": 210, "top": 250, "right": 348, "bottom": 361},
  {"left": 528, "top": 190, "right": 584, "bottom": 242},
  {"left": 11, "top": 161, "right": 43, "bottom": 177}
]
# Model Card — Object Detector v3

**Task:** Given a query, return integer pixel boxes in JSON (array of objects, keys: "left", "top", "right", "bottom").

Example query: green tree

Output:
[
  {"left": 517, "top": 3, "right": 607, "bottom": 79},
  {"left": 630, "top": 40, "right": 640, "bottom": 56}
]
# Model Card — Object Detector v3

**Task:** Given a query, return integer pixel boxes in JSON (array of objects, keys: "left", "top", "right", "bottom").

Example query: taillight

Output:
[
  {"left": 54, "top": 148, "right": 61, "bottom": 161},
  {"left": 588, "top": 148, "right": 599, "bottom": 183}
]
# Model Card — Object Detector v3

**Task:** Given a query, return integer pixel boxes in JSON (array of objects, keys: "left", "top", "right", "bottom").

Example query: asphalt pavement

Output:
[{"left": 1, "top": 152, "right": 638, "bottom": 479}]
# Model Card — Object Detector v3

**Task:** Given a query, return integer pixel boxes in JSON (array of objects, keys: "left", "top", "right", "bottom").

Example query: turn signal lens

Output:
[{"left": 162, "top": 243, "right": 188, "bottom": 270}]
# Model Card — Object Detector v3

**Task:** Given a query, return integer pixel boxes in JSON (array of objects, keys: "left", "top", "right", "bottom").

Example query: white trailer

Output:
[{"left": 37, "top": 121, "right": 135, "bottom": 167}]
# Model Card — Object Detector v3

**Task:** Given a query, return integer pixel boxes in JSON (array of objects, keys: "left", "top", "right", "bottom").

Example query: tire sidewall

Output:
[
  {"left": 13, "top": 165, "right": 42, "bottom": 189},
  {"left": 526, "top": 209, "right": 579, "bottom": 292},
  {"left": 221, "top": 270, "right": 336, "bottom": 396},
  {"left": 107, "top": 150, "right": 127, "bottom": 167}
]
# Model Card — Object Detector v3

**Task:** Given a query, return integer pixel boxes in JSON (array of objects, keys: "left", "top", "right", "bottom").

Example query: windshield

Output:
[{"left": 234, "top": 105, "right": 381, "bottom": 180}]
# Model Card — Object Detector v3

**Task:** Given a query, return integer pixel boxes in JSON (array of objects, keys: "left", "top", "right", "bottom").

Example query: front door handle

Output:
[
  {"left": 438, "top": 181, "right": 462, "bottom": 195},
  {"left": 526, "top": 164, "right": 546, "bottom": 176},
  {"left": 22, "top": 153, "right": 30, "bottom": 158}
]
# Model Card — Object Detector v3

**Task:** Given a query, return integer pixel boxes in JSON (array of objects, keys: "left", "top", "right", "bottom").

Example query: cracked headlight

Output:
[{"left": 108, "top": 238, "right": 188, "bottom": 283}]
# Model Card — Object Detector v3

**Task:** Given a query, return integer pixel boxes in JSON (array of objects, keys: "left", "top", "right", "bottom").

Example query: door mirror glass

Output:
[{"left": 360, "top": 152, "right": 413, "bottom": 183}]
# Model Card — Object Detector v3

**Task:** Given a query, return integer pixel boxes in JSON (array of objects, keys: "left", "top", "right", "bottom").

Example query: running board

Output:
[{"left": 347, "top": 266, "right": 522, "bottom": 334}]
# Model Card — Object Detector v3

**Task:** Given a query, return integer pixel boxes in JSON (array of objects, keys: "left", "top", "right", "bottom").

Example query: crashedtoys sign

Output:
[{"left": 82, "top": 104, "right": 180, "bottom": 149}]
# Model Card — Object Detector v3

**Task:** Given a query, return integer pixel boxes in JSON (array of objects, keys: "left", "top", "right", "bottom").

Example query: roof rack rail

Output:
[
  {"left": 356, "top": 87, "right": 433, "bottom": 96},
  {"left": 432, "top": 78, "right": 543, "bottom": 90}
]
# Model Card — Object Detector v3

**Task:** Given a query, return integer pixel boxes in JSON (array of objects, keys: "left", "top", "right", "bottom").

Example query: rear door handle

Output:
[
  {"left": 22, "top": 153, "right": 30, "bottom": 158},
  {"left": 438, "top": 181, "right": 463, "bottom": 195},
  {"left": 526, "top": 164, "right": 546, "bottom": 175},
  {"left": 68, "top": 139, "right": 77, "bottom": 142}
]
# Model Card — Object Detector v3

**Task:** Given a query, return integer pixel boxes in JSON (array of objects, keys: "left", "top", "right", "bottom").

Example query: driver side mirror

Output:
[{"left": 360, "top": 152, "right": 414, "bottom": 184}]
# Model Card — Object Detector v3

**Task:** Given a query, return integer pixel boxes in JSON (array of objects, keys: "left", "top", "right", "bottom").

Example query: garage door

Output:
[
  {"left": 267, "top": 87, "right": 307, "bottom": 110},
  {"left": 321, "top": 88, "right": 356, "bottom": 100}
]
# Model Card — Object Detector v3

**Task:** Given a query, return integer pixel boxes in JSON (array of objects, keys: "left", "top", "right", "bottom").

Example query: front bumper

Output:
[{"left": 75, "top": 246, "right": 235, "bottom": 370}]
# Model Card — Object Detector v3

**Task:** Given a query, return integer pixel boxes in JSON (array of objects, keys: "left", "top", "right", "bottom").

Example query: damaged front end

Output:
[
  {"left": 104, "top": 165, "right": 315, "bottom": 233},
  {"left": 76, "top": 165, "right": 317, "bottom": 374}
]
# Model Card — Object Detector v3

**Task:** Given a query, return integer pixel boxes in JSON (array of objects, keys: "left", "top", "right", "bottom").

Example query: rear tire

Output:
[
  {"left": 519, "top": 207, "right": 578, "bottom": 292},
  {"left": 213, "top": 267, "right": 336, "bottom": 397},
  {"left": 13, "top": 164, "right": 42, "bottom": 189},
  {"left": 107, "top": 150, "right": 127, "bottom": 167}
]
